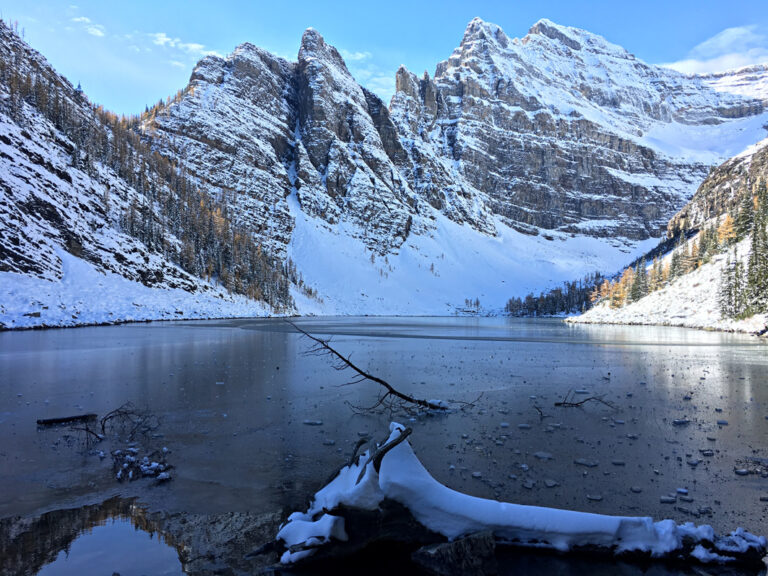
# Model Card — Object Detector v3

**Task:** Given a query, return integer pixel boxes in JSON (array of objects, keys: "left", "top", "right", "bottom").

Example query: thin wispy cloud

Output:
[
  {"left": 150, "top": 32, "right": 218, "bottom": 57},
  {"left": 663, "top": 25, "right": 768, "bottom": 75},
  {"left": 340, "top": 48, "right": 372, "bottom": 62},
  {"left": 71, "top": 15, "right": 105, "bottom": 38}
]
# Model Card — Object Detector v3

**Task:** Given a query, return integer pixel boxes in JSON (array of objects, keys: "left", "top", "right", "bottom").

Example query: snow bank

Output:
[
  {"left": 0, "top": 249, "right": 271, "bottom": 329},
  {"left": 287, "top": 192, "right": 658, "bottom": 316},
  {"left": 277, "top": 423, "right": 766, "bottom": 565}
]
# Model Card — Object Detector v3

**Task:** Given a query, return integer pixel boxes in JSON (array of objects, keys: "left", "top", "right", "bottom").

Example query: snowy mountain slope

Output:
[
  {"left": 668, "top": 137, "right": 768, "bottom": 236},
  {"left": 4, "top": 17, "right": 768, "bottom": 327},
  {"left": 569, "top": 234, "right": 767, "bottom": 333},
  {"left": 571, "top": 136, "right": 768, "bottom": 333},
  {"left": 701, "top": 63, "right": 768, "bottom": 104},
  {"left": 286, "top": 191, "right": 657, "bottom": 315},
  {"left": 391, "top": 18, "right": 768, "bottom": 241},
  {"left": 0, "top": 22, "right": 287, "bottom": 328}
]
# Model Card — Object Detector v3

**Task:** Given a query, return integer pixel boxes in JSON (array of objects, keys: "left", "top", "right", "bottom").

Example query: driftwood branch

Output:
[
  {"left": 100, "top": 402, "right": 159, "bottom": 439},
  {"left": 286, "top": 320, "right": 447, "bottom": 412},
  {"left": 37, "top": 414, "right": 97, "bottom": 427},
  {"left": 555, "top": 390, "right": 615, "bottom": 410}
]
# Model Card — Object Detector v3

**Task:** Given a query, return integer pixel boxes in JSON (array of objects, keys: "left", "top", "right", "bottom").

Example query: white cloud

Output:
[
  {"left": 71, "top": 16, "right": 91, "bottom": 24},
  {"left": 663, "top": 25, "right": 768, "bottom": 75},
  {"left": 169, "top": 60, "right": 186, "bottom": 69},
  {"left": 150, "top": 32, "right": 217, "bottom": 57},
  {"left": 86, "top": 25, "right": 105, "bottom": 37},
  {"left": 340, "top": 48, "right": 372, "bottom": 62},
  {"left": 152, "top": 32, "right": 173, "bottom": 47}
]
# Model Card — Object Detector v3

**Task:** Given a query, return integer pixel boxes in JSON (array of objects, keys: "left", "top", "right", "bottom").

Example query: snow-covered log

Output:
[{"left": 277, "top": 423, "right": 767, "bottom": 569}]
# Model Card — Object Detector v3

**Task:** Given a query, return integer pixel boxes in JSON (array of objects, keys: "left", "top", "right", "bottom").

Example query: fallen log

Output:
[
  {"left": 276, "top": 424, "right": 768, "bottom": 573},
  {"left": 36, "top": 413, "right": 98, "bottom": 427}
]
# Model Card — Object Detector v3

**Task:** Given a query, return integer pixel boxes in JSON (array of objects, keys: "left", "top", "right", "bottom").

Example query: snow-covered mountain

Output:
[
  {"left": 3, "top": 17, "right": 768, "bottom": 324},
  {"left": 0, "top": 21, "right": 289, "bottom": 328}
]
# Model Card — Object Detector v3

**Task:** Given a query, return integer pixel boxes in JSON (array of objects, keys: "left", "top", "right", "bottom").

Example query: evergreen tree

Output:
[
  {"left": 735, "top": 192, "right": 754, "bottom": 240},
  {"left": 746, "top": 187, "right": 768, "bottom": 313}
]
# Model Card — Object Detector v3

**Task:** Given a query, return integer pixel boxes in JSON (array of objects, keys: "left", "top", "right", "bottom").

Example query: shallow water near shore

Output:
[{"left": 1, "top": 317, "right": 767, "bottom": 574}]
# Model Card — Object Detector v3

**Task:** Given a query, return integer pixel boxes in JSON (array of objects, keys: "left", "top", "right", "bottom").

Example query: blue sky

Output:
[{"left": 3, "top": 1, "right": 768, "bottom": 115}]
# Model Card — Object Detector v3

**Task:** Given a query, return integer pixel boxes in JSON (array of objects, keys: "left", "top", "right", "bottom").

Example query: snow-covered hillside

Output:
[
  {"left": 570, "top": 135, "right": 768, "bottom": 334},
  {"left": 568, "top": 235, "right": 767, "bottom": 333}
]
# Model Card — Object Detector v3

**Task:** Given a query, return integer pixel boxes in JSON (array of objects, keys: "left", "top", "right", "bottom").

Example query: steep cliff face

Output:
[
  {"left": 0, "top": 21, "right": 289, "bottom": 327},
  {"left": 146, "top": 29, "right": 419, "bottom": 257},
  {"left": 0, "top": 23, "right": 200, "bottom": 292},
  {"left": 390, "top": 18, "right": 767, "bottom": 240}
]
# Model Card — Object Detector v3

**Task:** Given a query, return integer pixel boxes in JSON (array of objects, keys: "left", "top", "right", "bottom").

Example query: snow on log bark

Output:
[{"left": 276, "top": 423, "right": 767, "bottom": 569}]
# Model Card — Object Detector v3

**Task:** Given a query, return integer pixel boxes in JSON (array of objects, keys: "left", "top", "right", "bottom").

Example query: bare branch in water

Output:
[
  {"left": 286, "top": 320, "right": 448, "bottom": 412},
  {"left": 554, "top": 390, "right": 616, "bottom": 410}
]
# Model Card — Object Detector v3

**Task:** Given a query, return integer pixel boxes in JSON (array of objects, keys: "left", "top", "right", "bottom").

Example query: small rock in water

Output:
[
  {"left": 630, "top": 486, "right": 643, "bottom": 494},
  {"left": 676, "top": 488, "right": 689, "bottom": 495},
  {"left": 322, "top": 439, "right": 336, "bottom": 446},
  {"left": 586, "top": 494, "right": 603, "bottom": 501},
  {"left": 679, "top": 495, "right": 694, "bottom": 503},
  {"left": 544, "top": 479, "right": 559, "bottom": 488},
  {"left": 303, "top": 420, "right": 323, "bottom": 426},
  {"left": 687, "top": 459, "right": 701, "bottom": 467},
  {"left": 759, "top": 495, "right": 768, "bottom": 502},
  {"left": 500, "top": 422, "right": 509, "bottom": 428},
  {"left": 699, "top": 449, "right": 714, "bottom": 457},
  {"left": 518, "top": 423, "right": 531, "bottom": 430},
  {"left": 522, "top": 480, "right": 535, "bottom": 489},
  {"left": 574, "top": 458, "right": 599, "bottom": 468},
  {"left": 734, "top": 469, "right": 750, "bottom": 476},
  {"left": 461, "top": 433, "right": 469, "bottom": 439},
  {"left": 534, "top": 451, "right": 553, "bottom": 461},
  {"left": 471, "top": 471, "right": 482, "bottom": 479},
  {"left": 574, "top": 389, "right": 590, "bottom": 395},
  {"left": 716, "top": 420, "right": 728, "bottom": 426},
  {"left": 672, "top": 419, "right": 690, "bottom": 426},
  {"left": 611, "top": 460, "right": 626, "bottom": 466},
  {"left": 215, "top": 381, "right": 225, "bottom": 386},
  {"left": 660, "top": 495, "right": 676, "bottom": 504},
  {"left": 715, "top": 408, "right": 723, "bottom": 413}
]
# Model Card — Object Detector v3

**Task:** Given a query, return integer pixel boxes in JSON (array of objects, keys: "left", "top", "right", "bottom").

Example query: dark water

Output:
[{"left": 1, "top": 317, "right": 767, "bottom": 574}]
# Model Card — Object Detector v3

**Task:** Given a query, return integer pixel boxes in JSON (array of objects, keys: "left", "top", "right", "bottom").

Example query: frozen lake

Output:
[{"left": 1, "top": 317, "right": 767, "bottom": 573}]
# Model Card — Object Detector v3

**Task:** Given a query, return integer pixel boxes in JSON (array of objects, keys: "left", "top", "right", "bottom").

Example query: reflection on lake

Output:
[{"left": 0, "top": 318, "right": 767, "bottom": 573}]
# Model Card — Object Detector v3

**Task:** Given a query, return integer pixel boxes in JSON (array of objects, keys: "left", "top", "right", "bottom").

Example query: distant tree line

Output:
[
  {"left": 0, "top": 21, "right": 293, "bottom": 309},
  {"left": 504, "top": 273, "right": 604, "bottom": 316}
]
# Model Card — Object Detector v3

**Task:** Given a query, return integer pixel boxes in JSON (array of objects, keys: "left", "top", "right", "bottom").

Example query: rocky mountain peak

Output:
[
  {"left": 526, "top": 18, "right": 582, "bottom": 51},
  {"left": 459, "top": 17, "right": 510, "bottom": 51},
  {"left": 298, "top": 27, "right": 349, "bottom": 74}
]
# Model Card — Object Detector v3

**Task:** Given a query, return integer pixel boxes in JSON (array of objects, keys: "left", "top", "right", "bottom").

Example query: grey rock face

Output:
[
  {"left": 389, "top": 18, "right": 765, "bottom": 240},
  {"left": 145, "top": 18, "right": 768, "bottom": 261}
]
